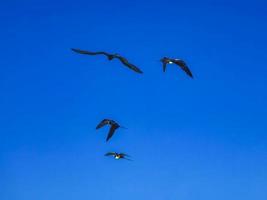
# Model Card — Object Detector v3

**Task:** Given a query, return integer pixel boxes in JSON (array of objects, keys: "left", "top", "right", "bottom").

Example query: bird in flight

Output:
[
  {"left": 71, "top": 48, "right": 143, "bottom": 74},
  {"left": 105, "top": 152, "right": 132, "bottom": 161},
  {"left": 160, "top": 57, "right": 193, "bottom": 78},
  {"left": 96, "top": 119, "right": 125, "bottom": 142}
]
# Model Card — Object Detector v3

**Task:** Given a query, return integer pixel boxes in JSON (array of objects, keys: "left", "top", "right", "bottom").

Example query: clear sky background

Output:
[{"left": 1, "top": 0, "right": 267, "bottom": 199}]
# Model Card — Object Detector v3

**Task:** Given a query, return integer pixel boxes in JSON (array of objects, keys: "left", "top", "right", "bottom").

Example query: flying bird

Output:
[
  {"left": 71, "top": 48, "right": 143, "bottom": 74},
  {"left": 160, "top": 57, "right": 193, "bottom": 78},
  {"left": 96, "top": 119, "right": 125, "bottom": 142},
  {"left": 105, "top": 152, "right": 132, "bottom": 160}
]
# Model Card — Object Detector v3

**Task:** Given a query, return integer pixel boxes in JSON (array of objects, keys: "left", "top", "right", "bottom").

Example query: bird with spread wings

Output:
[
  {"left": 71, "top": 48, "right": 143, "bottom": 74},
  {"left": 105, "top": 152, "right": 132, "bottom": 160},
  {"left": 160, "top": 57, "right": 193, "bottom": 78},
  {"left": 96, "top": 119, "right": 125, "bottom": 142}
]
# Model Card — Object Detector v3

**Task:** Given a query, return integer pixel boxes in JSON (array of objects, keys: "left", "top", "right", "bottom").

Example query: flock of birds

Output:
[{"left": 71, "top": 48, "right": 194, "bottom": 161}]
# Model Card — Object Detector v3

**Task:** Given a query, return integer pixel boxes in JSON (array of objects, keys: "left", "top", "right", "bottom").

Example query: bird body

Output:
[
  {"left": 96, "top": 119, "right": 123, "bottom": 142},
  {"left": 71, "top": 48, "right": 143, "bottom": 74},
  {"left": 105, "top": 152, "right": 131, "bottom": 160},
  {"left": 160, "top": 57, "right": 193, "bottom": 78}
]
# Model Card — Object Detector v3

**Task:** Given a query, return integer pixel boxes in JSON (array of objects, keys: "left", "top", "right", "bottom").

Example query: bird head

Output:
[{"left": 160, "top": 57, "right": 167, "bottom": 62}]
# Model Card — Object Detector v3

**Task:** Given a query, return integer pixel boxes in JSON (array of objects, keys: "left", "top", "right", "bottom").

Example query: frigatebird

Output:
[
  {"left": 71, "top": 48, "right": 143, "bottom": 74},
  {"left": 105, "top": 152, "right": 132, "bottom": 160},
  {"left": 96, "top": 119, "right": 125, "bottom": 142},
  {"left": 160, "top": 57, "right": 193, "bottom": 78}
]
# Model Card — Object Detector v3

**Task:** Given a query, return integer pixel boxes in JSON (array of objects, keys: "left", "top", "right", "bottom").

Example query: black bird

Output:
[
  {"left": 71, "top": 48, "right": 143, "bottom": 74},
  {"left": 96, "top": 119, "right": 124, "bottom": 142},
  {"left": 160, "top": 57, "right": 193, "bottom": 78},
  {"left": 105, "top": 152, "right": 132, "bottom": 160}
]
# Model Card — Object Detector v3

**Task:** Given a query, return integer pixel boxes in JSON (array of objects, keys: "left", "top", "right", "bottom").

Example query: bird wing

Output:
[
  {"left": 96, "top": 119, "right": 110, "bottom": 129},
  {"left": 106, "top": 124, "right": 119, "bottom": 142},
  {"left": 120, "top": 153, "right": 130, "bottom": 157},
  {"left": 105, "top": 152, "right": 116, "bottom": 156},
  {"left": 172, "top": 59, "right": 193, "bottom": 78},
  {"left": 116, "top": 56, "right": 143, "bottom": 74},
  {"left": 162, "top": 62, "right": 167, "bottom": 72},
  {"left": 71, "top": 48, "right": 111, "bottom": 58},
  {"left": 122, "top": 157, "right": 133, "bottom": 161}
]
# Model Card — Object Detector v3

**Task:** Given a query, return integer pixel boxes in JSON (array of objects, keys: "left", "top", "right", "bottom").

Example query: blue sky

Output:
[{"left": 1, "top": 0, "right": 267, "bottom": 199}]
